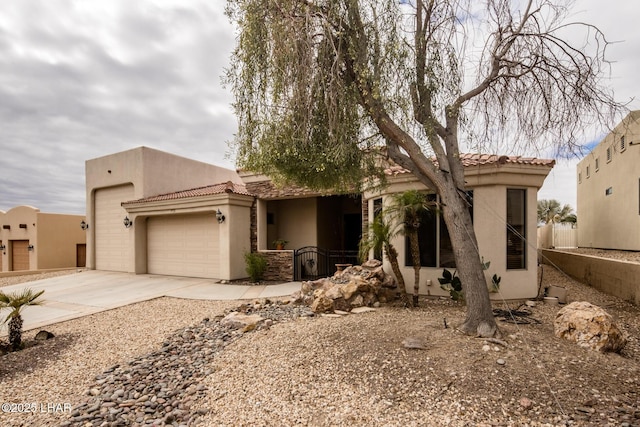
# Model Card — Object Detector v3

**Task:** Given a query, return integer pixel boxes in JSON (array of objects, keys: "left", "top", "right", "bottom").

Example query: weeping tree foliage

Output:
[{"left": 225, "top": 0, "right": 622, "bottom": 337}]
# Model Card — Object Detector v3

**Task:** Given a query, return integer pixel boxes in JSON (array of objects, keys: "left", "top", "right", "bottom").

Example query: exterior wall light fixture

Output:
[
  {"left": 216, "top": 209, "right": 225, "bottom": 224},
  {"left": 123, "top": 216, "right": 133, "bottom": 228},
  {"left": 80, "top": 220, "right": 89, "bottom": 230},
  {"left": 28, "top": 245, "right": 34, "bottom": 251},
  {"left": 0, "top": 244, "right": 5, "bottom": 251}
]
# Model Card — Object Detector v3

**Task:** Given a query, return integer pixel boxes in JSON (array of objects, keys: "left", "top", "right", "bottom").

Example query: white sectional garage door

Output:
[
  {"left": 147, "top": 214, "right": 219, "bottom": 278},
  {"left": 95, "top": 185, "right": 134, "bottom": 272}
]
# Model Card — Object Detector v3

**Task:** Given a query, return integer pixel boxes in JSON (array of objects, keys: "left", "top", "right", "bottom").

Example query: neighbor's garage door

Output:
[
  {"left": 12, "top": 240, "right": 30, "bottom": 271},
  {"left": 95, "top": 185, "right": 134, "bottom": 272},
  {"left": 147, "top": 214, "right": 219, "bottom": 278}
]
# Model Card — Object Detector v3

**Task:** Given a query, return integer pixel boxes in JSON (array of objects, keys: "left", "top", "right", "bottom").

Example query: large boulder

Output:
[
  {"left": 292, "top": 259, "right": 398, "bottom": 313},
  {"left": 554, "top": 301, "right": 628, "bottom": 353}
]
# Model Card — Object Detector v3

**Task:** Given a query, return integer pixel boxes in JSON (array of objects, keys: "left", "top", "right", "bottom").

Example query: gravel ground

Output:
[{"left": 0, "top": 252, "right": 638, "bottom": 426}]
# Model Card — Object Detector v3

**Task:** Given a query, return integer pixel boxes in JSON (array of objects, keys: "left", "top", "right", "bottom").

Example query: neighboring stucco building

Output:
[
  {"left": 86, "top": 147, "right": 554, "bottom": 299},
  {"left": 0, "top": 206, "right": 86, "bottom": 272},
  {"left": 577, "top": 110, "right": 640, "bottom": 250}
]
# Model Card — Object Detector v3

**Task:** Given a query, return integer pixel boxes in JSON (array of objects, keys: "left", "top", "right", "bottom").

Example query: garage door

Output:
[
  {"left": 147, "top": 214, "right": 220, "bottom": 278},
  {"left": 95, "top": 185, "right": 134, "bottom": 272},
  {"left": 12, "top": 240, "right": 30, "bottom": 271}
]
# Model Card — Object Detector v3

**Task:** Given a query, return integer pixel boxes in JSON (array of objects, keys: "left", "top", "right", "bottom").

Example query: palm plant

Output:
[
  {"left": 0, "top": 288, "right": 45, "bottom": 351},
  {"left": 359, "top": 213, "right": 408, "bottom": 306},
  {"left": 387, "top": 190, "right": 431, "bottom": 307},
  {"left": 537, "top": 199, "right": 577, "bottom": 224}
]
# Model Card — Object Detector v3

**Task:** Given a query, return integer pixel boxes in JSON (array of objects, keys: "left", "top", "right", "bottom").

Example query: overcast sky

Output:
[{"left": 0, "top": 1, "right": 638, "bottom": 215}]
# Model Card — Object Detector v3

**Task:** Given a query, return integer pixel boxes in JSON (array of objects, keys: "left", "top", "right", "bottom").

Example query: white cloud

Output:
[{"left": 0, "top": 0, "right": 637, "bottom": 216}]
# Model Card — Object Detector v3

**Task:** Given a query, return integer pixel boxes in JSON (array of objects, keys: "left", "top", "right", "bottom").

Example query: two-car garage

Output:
[{"left": 147, "top": 214, "right": 220, "bottom": 279}]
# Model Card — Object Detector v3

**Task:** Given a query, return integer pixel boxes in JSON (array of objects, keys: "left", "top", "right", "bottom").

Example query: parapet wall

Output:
[{"left": 540, "top": 249, "right": 640, "bottom": 306}]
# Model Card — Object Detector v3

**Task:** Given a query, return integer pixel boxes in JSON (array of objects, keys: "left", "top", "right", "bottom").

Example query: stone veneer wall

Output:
[{"left": 259, "top": 250, "right": 294, "bottom": 281}]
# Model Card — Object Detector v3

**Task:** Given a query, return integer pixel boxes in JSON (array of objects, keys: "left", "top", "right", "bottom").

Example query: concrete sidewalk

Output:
[{"left": 0, "top": 270, "right": 301, "bottom": 334}]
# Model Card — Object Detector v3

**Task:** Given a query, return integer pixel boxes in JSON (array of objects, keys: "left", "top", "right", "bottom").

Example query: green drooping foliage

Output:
[{"left": 225, "top": 0, "right": 393, "bottom": 192}]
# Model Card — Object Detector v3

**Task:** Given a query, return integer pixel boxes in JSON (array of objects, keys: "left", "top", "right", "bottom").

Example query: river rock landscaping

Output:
[{"left": 0, "top": 259, "right": 638, "bottom": 426}]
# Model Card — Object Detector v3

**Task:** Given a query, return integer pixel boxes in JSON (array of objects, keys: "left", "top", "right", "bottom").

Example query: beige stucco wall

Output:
[
  {"left": 540, "top": 249, "right": 640, "bottom": 305},
  {"left": 577, "top": 111, "right": 640, "bottom": 250},
  {"left": 0, "top": 206, "right": 85, "bottom": 271},
  {"left": 266, "top": 198, "right": 318, "bottom": 250},
  {"left": 363, "top": 163, "right": 551, "bottom": 300},
  {"left": 86, "top": 146, "right": 242, "bottom": 272}
]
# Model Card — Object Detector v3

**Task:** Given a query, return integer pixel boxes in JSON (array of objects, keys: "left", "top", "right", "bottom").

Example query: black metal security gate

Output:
[{"left": 294, "top": 246, "right": 359, "bottom": 281}]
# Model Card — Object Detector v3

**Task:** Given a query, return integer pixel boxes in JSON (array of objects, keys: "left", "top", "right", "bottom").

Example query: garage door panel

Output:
[
  {"left": 95, "top": 185, "right": 134, "bottom": 272},
  {"left": 147, "top": 214, "right": 219, "bottom": 278}
]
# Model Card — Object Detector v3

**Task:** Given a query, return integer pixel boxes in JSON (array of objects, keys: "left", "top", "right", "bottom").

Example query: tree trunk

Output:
[
  {"left": 9, "top": 315, "right": 23, "bottom": 351},
  {"left": 408, "top": 229, "right": 421, "bottom": 307},
  {"left": 440, "top": 185, "right": 499, "bottom": 338},
  {"left": 385, "top": 244, "right": 409, "bottom": 307}
]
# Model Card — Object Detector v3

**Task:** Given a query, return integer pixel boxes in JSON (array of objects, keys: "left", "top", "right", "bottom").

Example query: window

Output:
[
  {"left": 506, "top": 189, "right": 526, "bottom": 270},
  {"left": 605, "top": 187, "right": 613, "bottom": 196},
  {"left": 578, "top": 172, "right": 582, "bottom": 184},
  {"left": 405, "top": 192, "right": 473, "bottom": 268},
  {"left": 621, "top": 136, "right": 626, "bottom": 152},
  {"left": 606, "top": 147, "right": 612, "bottom": 162},
  {"left": 586, "top": 165, "right": 590, "bottom": 178},
  {"left": 595, "top": 158, "right": 599, "bottom": 171}
]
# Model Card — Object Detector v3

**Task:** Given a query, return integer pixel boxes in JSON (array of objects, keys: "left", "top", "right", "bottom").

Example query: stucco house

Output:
[
  {"left": 577, "top": 110, "right": 640, "bottom": 250},
  {"left": 0, "top": 206, "right": 86, "bottom": 272},
  {"left": 86, "top": 146, "right": 554, "bottom": 300}
]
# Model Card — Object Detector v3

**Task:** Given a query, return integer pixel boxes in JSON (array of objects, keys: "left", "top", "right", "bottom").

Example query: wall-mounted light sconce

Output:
[
  {"left": 216, "top": 209, "right": 225, "bottom": 224},
  {"left": 80, "top": 220, "right": 89, "bottom": 230},
  {"left": 123, "top": 216, "right": 133, "bottom": 228},
  {"left": 0, "top": 244, "right": 5, "bottom": 251},
  {"left": 28, "top": 244, "right": 34, "bottom": 251}
]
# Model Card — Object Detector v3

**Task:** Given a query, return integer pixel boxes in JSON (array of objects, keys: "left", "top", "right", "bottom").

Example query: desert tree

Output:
[{"left": 225, "top": 0, "right": 622, "bottom": 337}]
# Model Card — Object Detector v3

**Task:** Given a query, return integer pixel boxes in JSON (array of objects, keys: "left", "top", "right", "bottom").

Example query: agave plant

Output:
[{"left": 0, "top": 288, "right": 45, "bottom": 351}]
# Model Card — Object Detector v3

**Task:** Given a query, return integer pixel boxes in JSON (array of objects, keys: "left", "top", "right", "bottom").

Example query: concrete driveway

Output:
[{"left": 0, "top": 270, "right": 301, "bottom": 334}]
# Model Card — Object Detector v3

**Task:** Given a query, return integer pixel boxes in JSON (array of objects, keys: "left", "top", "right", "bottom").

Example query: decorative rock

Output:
[
  {"left": 496, "top": 358, "right": 506, "bottom": 365},
  {"left": 34, "top": 330, "right": 55, "bottom": 340},
  {"left": 220, "top": 312, "right": 264, "bottom": 330},
  {"left": 350, "top": 306, "right": 376, "bottom": 314},
  {"left": 295, "top": 262, "right": 398, "bottom": 313},
  {"left": 519, "top": 397, "right": 534, "bottom": 410},
  {"left": 402, "top": 337, "right": 427, "bottom": 350},
  {"left": 554, "top": 301, "right": 628, "bottom": 353},
  {"left": 61, "top": 301, "right": 311, "bottom": 426}
]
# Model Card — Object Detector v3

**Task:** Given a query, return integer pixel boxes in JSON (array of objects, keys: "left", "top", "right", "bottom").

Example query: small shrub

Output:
[
  {"left": 438, "top": 269, "right": 464, "bottom": 301},
  {"left": 244, "top": 252, "right": 268, "bottom": 282}
]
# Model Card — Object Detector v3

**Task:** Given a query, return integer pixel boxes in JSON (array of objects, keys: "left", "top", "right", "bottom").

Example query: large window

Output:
[
  {"left": 506, "top": 189, "right": 526, "bottom": 270},
  {"left": 405, "top": 192, "right": 472, "bottom": 268}
]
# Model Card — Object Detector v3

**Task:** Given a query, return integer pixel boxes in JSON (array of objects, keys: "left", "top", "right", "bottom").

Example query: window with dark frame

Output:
[
  {"left": 405, "top": 192, "right": 473, "bottom": 268},
  {"left": 506, "top": 189, "right": 526, "bottom": 270}
]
